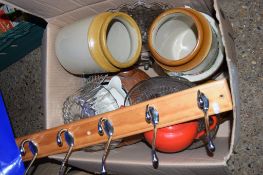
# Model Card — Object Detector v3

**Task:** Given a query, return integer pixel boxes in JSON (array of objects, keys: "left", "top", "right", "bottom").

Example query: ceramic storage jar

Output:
[
  {"left": 148, "top": 8, "right": 223, "bottom": 82},
  {"left": 148, "top": 8, "right": 206, "bottom": 67},
  {"left": 55, "top": 12, "right": 142, "bottom": 75}
]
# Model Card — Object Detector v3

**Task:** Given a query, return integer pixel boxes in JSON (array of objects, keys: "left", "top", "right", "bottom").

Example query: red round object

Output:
[{"left": 144, "top": 121, "right": 199, "bottom": 153}]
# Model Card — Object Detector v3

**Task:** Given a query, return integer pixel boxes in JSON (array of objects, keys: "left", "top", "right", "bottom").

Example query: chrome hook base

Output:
[
  {"left": 146, "top": 105, "right": 159, "bottom": 169},
  {"left": 19, "top": 139, "right": 38, "bottom": 175},
  {"left": 56, "top": 129, "right": 74, "bottom": 175},
  {"left": 197, "top": 90, "right": 215, "bottom": 153},
  {"left": 98, "top": 118, "right": 114, "bottom": 175}
]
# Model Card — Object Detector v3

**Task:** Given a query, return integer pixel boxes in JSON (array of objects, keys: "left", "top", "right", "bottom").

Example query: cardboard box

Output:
[{"left": 0, "top": 0, "right": 239, "bottom": 174}]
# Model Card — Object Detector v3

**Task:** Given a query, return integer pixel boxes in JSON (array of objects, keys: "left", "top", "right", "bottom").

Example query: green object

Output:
[{"left": 0, "top": 21, "right": 45, "bottom": 71}]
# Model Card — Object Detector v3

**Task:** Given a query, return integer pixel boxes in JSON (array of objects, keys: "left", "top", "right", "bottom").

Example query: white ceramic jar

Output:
[
  {"left": 55, "top": 12, "right": 142, "bottom": 75},
  {"left": 148, "top": 8, "right": 211, "bottom": 71},
  {"left": 167, "top": 12, "right": 224, "bottom": 82},
  {"left": 148, "top": 8, "right": 223, "bottom": 82}
]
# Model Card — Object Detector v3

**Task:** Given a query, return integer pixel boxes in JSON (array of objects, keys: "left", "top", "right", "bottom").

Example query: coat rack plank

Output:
[{"left": 16, "top": 79, "right": 233, "bottom": 161}]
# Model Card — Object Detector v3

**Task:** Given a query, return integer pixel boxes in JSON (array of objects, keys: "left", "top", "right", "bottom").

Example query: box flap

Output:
[
  {"left": 0, "top": 0, "right": 216, "bottom": 21},
  {"left": 214, "top": 0, "right": 240, "bottom": 161},
  {"left": 0, "top": 0, "right": 105, "bottom": 19},
  {"left": 51, "top": 138, "right": 230, "bottom": 175}
]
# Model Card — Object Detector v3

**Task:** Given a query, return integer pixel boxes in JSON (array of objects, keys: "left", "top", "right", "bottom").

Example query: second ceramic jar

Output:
[
  {"left": 148, "top": 8, "right": 223, "bottom": 82},
  {"left": 55, "top": 12, "right": 142, "bottom": 75}
]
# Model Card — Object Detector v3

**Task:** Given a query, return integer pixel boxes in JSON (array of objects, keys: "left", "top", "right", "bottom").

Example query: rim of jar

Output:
[
  {"left": 100, "top": 12, "right": 142, "bottom": 69},
  {"left": 88, "top": 12, "right": 120, "bottom": 72},
  {"left": 148, "top": 8, "right": 204, "bottom": 66},
  {"left": 155, "top": 8, "right": 213, "bottom": 72}
]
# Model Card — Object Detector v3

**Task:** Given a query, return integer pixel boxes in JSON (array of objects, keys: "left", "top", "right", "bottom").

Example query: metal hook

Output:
[
  {"left": 146, "top": 105, "right": 159, "bottom": 169},
  {"left": 197, "top": 90, "right": 215, "bottom": 153},
  {"left": 56, "top": 129, "right": 74, "bottom": 175},
  {"left": 19, "top": 139, "right": 38, "bottom": 175},
  {"left": 98, "top": 118, "right": 114, "bottom": 175}
]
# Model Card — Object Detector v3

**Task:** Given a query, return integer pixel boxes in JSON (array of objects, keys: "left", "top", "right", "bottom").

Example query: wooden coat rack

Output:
[{"left": 16, "top": 79, "right": 233, "bottom": 161}]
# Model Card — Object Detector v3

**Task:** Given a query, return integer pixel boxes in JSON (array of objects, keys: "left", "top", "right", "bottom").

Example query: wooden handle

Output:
[{"left": 16, "top": 79, "right": 233, "bottom": 161}]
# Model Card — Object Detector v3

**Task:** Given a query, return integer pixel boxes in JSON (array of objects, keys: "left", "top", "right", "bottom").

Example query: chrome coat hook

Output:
[
  {"left": 56, "top": 129, "right": 74, "bottom": 175},
  {"left": 146, "top": 105, "right": 159, "bottom": 169},
  {"left": 197, "top": 90, "right": 215, "bottom": 153},
  {"left": 98, "top": 118, "right": 114, "bottom": 175},
  {"left": 19, "top": 139, "right": 38, "bottom": 175}
]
